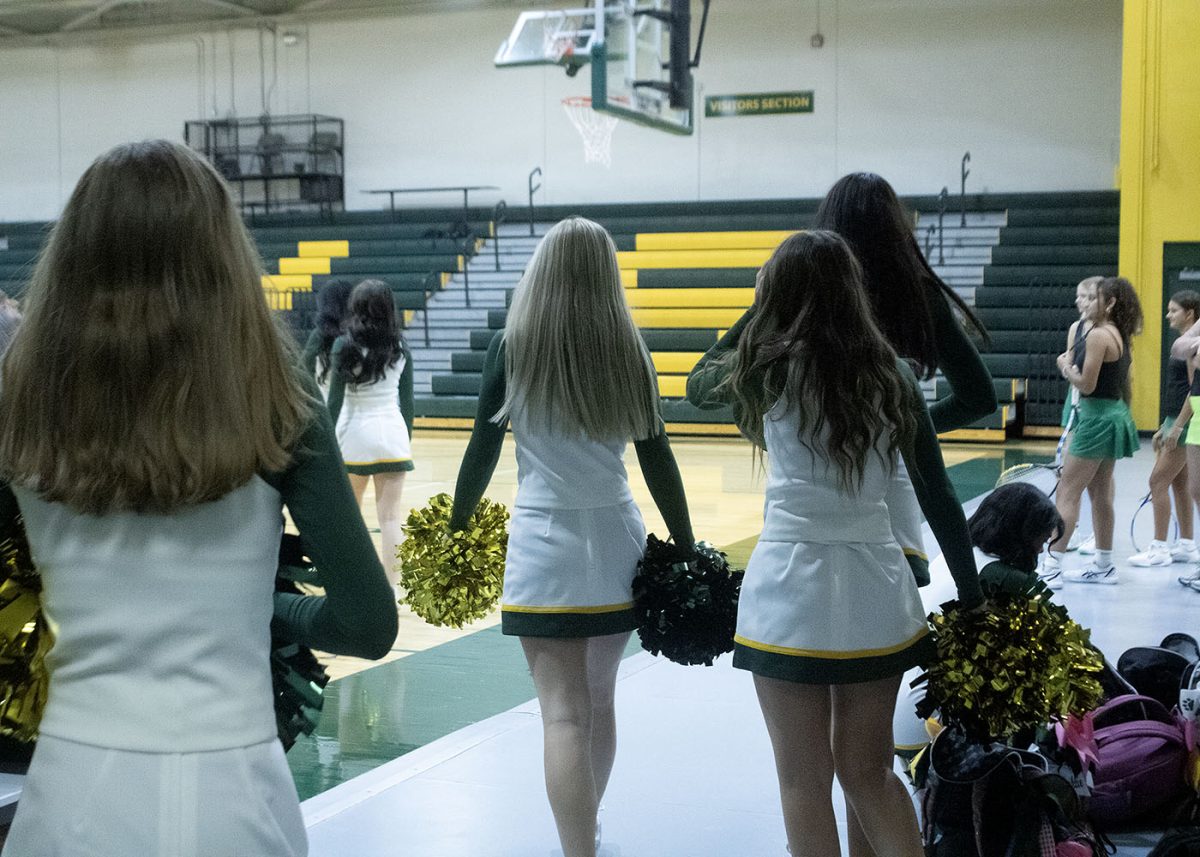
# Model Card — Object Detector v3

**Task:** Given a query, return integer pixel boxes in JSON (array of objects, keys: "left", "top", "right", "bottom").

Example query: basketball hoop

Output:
[{"left": 562, "top": 95, "right": 624, "bottom": 168}]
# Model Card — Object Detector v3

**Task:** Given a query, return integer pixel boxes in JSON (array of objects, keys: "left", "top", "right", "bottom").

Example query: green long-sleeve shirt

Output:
[
  {"left": 927, "top": 293, "right": 997, "bottom": 433},
  {"left": 324, "top": 335, "right": 415, "bottom": 438},
  {"left": 449, "top": 333, "right": 696, "bottom": 552},
  {"left": 685, "top": 308, "right": 984, "bottom": 609}
]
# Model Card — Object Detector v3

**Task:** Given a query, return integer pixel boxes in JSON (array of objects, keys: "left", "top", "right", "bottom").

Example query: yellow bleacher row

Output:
[{"left": 622, "top": 232, "right": 790, "bottom": 395}]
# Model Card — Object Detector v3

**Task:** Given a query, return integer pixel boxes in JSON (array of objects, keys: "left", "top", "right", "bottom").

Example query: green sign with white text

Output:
[{"left": 704, "top": 91, "right": 814, "bottom": 118}]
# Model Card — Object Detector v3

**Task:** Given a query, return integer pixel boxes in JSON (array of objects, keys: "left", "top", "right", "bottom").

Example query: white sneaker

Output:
[
  {"left": 1172, "top": 539, "right": 1200, "bottom": 563},
  {"left": 1075, "top": 534, "right": 1096, "bottom": 555},
  {"left": 1037, "top": 565, "right": 1064, "bottom": 590},
  {"left": 1064, "top": 563, "right": 1119, "bottom": 584},
  {"left": 1130, "top": 540, "right": 1173, "bottom": 567},
  {"left": 1181, "top": 569, "right": 1200, "bottom": 587}
]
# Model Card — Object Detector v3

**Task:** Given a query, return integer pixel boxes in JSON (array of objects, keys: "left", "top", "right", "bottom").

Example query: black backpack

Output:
[
  {"left": 1118, "top": 634, "right": 1200, "bottom": 710},
  {"left": 1148, "top": 827, "right": 1200, "bottom": 857}
]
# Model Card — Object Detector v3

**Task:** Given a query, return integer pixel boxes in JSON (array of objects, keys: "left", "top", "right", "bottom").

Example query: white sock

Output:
[{"left": 1095, "top": 549, "right": 1113, "bottom": 569}]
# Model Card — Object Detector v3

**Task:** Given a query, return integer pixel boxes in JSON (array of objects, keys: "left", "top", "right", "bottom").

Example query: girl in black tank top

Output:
[
  {"left": 1135, "top": 291, "right": 1200, "bottom": 571},
  {"left": 1043, "top": 277, "right": 1144, "bottom": 586}
]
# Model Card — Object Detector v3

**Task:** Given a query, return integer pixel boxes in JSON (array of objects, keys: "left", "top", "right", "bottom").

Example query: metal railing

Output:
[
  {"left": 960, "top": 151, "right": 971, "bottom": 227},
  {"left": 492, "top": 200, "right": 508, "bottom": 271},
  {"left": 937, "top": 187, "right": 948, "bottom": 265},
  {"left": 528, "top": 167, "right": 542, "bottom": 236}
]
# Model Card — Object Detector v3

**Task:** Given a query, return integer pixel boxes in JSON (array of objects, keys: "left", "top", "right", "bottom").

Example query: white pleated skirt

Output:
[
  {"left": 3, "top": 735, "right": 306, "bottom": 857},
  {"left": 500, "top": 501, "right": 646, "bottom": 637}
]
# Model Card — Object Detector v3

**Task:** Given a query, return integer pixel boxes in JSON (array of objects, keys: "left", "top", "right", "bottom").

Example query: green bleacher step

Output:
[
  {"left": 661, "top": 399, "right": 734, "bottom": 423},
  {"left": 984, "top": 330, "right": 1064, "bottom": 352},
  {"left": 634, "top": 269, "right": 756, "bottom": 289},
  {"left": 313, "top": 273, "right": 433, "bottom": 291},
  {"left": 931, "top": 377, "right": 1020, "bottom": 405},
  {"left": 983, "top": 265, "right": 1118, "bottom": 286},
  {"left": 976, "top": 307, "right": 1080, "bottom": 328},
  {"left": 990, "top": 245, "right": 1118, "bottom": 266},
  {"left": 250, "top": 222, "right": 492, "bottom": 243},
  {"left": 470, "top": 330, "right": 501, "bottom": 351},
  {"left": 641, "top": 329, "right": 721, "bottom": 350},
  {"left": 452, "top": 352, "right": 486, "bottom": 373},
  {"left": 432, "top": 374, "right": 482, "bottom": 396},
  {"left": 1005, "top": 207, "right": 1120, "bottom": 227},
  {"left": 998, "top": 226, "right": 1119, "bottom": 246},
  {"left": 326, "top": 255, "right": 461, "bottom": 275},
  {"left": 414, "top": 396, "right": 479, "bottom": 419}
]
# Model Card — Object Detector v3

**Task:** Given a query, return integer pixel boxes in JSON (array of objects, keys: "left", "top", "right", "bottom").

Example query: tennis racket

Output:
[
  {"left": 1129, "top": 491, "right": 1180, "bottom": 553},
  {"left": 994, "top": 402, "right": 1076, "bottom": 495}
]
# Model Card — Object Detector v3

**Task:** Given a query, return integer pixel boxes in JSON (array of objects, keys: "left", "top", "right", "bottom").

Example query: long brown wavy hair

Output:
[
  {"left": 726, "top": 230, "right": 918, "bottom": 493},
  {"left": 0, "top": 140, "right": 314, "bottom": 515},
  {"left": 1095, "top": 276, "right": 1144, "bottom": 404}
]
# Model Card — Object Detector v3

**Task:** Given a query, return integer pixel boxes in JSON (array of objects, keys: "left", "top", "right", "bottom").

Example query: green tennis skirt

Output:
[{"left": 1069, "top": 397, "right": 1139, "bottom": 460}]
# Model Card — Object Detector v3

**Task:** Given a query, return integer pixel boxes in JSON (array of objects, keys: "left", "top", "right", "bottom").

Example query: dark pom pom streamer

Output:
[
  {"left": 272, "top": 534, "right": 331, "bottom": 752},
  {"left": 917, "top": 580, "right": 1105, "bottom": 741},
  {"left": 0, "top": 514, "right": 50, "bottom": 749},
  {"left": 632, "top": 534, "right": 743, "bottom": 667},
  {"left": 398, "top": 492, "right": 508, "bottom": 629}
]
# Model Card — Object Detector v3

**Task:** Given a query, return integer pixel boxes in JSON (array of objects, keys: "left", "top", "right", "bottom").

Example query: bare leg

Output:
[
  {"left": 1189, "top": 446, "right": 1200, "bottom": 517},
  {"left": 846, "top": 803, "right": 878, "bottom": 857},
  {"left": 373, "top": 471, "right": 407, "bottom": 583},
  {"left": 521, "top": 636, "right": 599, "bottom": 857},
  {"left": 753, "top": 676, "right": 839, "bottom": 857},
  {"left": 1050, "top": 452, "right": 1104, "bottom": 553},
  {"left": 348, "top": 473, "right": 369, "bottom": 508},
  {"left": 1169, "top": 450, "right": 1193, "bottom": 540},
  {"left": 1086, "top": 459, "right": 1117, "bottom": 551},
  {"left": 585, "top": 631, "right": 631, "bottom": 803},
  {"left": 831, "top": 675, "right": 924, "bottom": 857},
  {"left": 1149, "top": 447, "right": 1187, "bottom": 541}
]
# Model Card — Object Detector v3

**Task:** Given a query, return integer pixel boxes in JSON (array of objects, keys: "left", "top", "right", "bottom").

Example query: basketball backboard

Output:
[{"left": 495, "top": 1, "right": 694, "bottom": 137}]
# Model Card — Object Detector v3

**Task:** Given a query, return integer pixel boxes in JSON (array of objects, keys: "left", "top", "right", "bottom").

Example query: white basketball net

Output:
[{"left": 562, "top": 97, "right": 619, "bottom": 168}]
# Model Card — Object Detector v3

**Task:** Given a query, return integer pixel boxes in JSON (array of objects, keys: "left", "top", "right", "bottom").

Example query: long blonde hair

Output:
[
  {"left": 0, "top": 139, "right": 314, "bottom": 515},
  {"left": 495, "top": 217, "right": 658, "bottom": 440}
]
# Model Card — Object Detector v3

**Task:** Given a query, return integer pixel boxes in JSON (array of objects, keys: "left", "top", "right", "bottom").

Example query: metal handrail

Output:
[
  {"left": 528, "top": 167, "right": 542, "bottom": 236},
  {"left": 492, "top": 199, "right": 508, "bottom": 271},
  {"left": 924, "top": 223, "right": 937, "bottom": 260},
  {"left": 421, "top": 271, "right": 438, "bottom": 347},
  {"left": 937, "top": 187, "right": 948, "bottom": 266},
  {"left": 960, "top": 151, "right": 971, "bottom": 227}
]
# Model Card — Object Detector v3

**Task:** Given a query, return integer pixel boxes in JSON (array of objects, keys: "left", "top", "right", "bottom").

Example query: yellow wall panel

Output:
[
  {"left": 625, "top": 288, "right": 753, "bottom": 309},
  {"left": 261, "top": 274, "right": 312, "bottom": 291},
  {"left": 279, "top": 257, "right": 331, "bottom": 275},
  {"left": 636, "top": 231, "right": 796, "bottom": 251},
  {"left": 620, "top": 269, "right": 639, "bottom": 287},
  {"left": 653, "top": 352, "right": 704, "bottom": 373},
  {"left": 632, "top": 308, "right": 744, "bottom": 328},
  {"left": 1120, "top": 0, "right": 1200, "bottom": 427},
  {"left": 616, "top": 249, "right": 771, "bottom": 269},
  {"left": 297, "top": 240, "right": 349, "bottom": 258}
]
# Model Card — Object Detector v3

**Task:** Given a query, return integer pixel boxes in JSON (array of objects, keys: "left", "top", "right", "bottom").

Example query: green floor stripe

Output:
[{"left": 289, "top": 446, "right": 1055, "bottom": 799}]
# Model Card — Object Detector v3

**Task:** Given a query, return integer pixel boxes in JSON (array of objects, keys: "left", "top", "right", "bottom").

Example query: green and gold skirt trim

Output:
[
  {"left": 345, "top": 458, "right": 415, "bottom": 475},
  {"left": 501, "top": 601, "right": 637, "bottom": 638},
  {"left": 732, "top": 627, "right": 935, "bottom": 684},
  {"left": 1068, "top": 397, "right": 1138, "bottom": 460}
]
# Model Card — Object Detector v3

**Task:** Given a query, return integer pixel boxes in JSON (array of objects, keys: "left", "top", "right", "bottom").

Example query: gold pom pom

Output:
[
  {"left": 0, "top": 517, "right": 51, "bottom": 743},
  {"left": 922, "top": 588, "right": 1105, "bottom": 741},
  {"left": 398, "top": 493, "right": 508, "bottom": 629}
]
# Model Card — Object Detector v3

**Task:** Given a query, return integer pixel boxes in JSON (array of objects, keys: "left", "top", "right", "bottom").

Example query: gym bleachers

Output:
[
  {"left": 971, "top": 190, "right": 1119, "bottom": 432},
  {"left": 0, "top": 211, "right": 495, "bottom": 348},
  {"left": 419, "top": 192, "right": 1120, "bottom": 441}
]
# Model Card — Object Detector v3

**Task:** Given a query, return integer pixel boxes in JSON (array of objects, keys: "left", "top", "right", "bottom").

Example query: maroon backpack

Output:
[{"left": 1079, "top": 694, "right": 1188, "bottom": 825}]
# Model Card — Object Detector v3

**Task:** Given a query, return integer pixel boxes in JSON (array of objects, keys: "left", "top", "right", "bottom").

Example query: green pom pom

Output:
[{"left": 398, "top": 493, "right": 508, "bottom": 629}]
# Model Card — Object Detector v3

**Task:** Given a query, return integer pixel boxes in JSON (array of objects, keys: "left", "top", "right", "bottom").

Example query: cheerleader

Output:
[
  {"left": 0, "top": 140, "right": 397, "bottom": 856},
  {"left": 300, "top": 278, "right": 355, "bottom": 401},
  {"left": 1128, "top": 290, "right": 1200, "bottom": 567},
  {"left": 326, "top": 279, "right": 415, "bottom": 580},
  {"left": 687, "top": 230, "right": 983, "bottom": 857},
  {"left": 1043, "top": 276, "right": 1144, "bottom": 584},
  {"left": 449, "top": 217, "right": 695, "bottom": 857},
  {"left": 813, "top": 172, "right": 994, "bottom": 596}
]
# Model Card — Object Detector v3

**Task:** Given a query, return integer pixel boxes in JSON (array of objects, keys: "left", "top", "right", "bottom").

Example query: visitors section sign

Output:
[{"left": 704, "top": 91, "right": 814, "bottom": 117}]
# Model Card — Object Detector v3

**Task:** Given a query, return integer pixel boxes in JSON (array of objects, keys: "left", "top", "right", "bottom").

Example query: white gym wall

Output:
[{"left": 0, "top": 0, "right": 1122, "bottom": 221}]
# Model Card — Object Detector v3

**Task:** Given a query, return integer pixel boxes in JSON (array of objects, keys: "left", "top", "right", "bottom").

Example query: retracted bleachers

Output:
[
  {"left": 0, "top": 222, "right": 51, "bottom": 298},
  {"left": 252, "top": 211, "right": 492, "bottom": 337},
  {"left": 426, "top": 197, "right": 1026, "bottom": 439},
  {"left": 970, "top": 190, "right": 1119, "bottom": 432}
]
